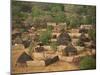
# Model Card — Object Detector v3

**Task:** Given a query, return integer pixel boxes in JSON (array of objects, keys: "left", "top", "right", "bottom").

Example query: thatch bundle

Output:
[
  {"left": 12, "top": 29, "right": 21, "bottom": 40},
  {"left": 77, "top": 40, "right": 85, "bottom": 46},
  {"left": 89, "top": 41, "right": 96, "bottom": 49},
  {"left": 45, "top": 56, "right": 59, "bottom": 66}
]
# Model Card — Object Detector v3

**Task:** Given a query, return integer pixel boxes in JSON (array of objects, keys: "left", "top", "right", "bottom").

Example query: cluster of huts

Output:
[{"left": 12, "top": 22, "right": 96, "bottom": 67}]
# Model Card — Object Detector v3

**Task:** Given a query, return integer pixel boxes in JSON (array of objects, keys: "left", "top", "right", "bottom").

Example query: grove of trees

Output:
[{"left": 12, "top": 1, "right": 96, "bottom": 29}]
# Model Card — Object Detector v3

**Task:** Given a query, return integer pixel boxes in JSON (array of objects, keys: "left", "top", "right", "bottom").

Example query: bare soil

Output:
[{"left": 12, "top": 49, "right": 79, "bottom": 74}]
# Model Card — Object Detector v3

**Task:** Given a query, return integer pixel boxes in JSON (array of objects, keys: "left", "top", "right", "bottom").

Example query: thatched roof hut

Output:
[
  {"left": 12, "top": 29, "right": 21, "bottom": 40},
  {"left": 89, "top": 41, "right": 96, "bottom": 49},
  {"left": 79, "top": 33, "right": 90, "bottom": 42},
  {"left": 57, "top": 32, "right": 71, "bottom": 45},
  {"left": 16, "top": 52, "right": 33, "bottom": 65},
  {"left": 77, "top": 40, "right": 85, "bottom": 46},
  {"left": 63, "top": 44, "right": 77, "bottom": 56},
  {"left": 13, "top": 36, "right": 23, "bottom": 45}
]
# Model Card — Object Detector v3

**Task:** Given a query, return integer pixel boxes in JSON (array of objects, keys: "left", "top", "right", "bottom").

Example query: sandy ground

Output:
[
  {"left": 11, "top": 45, "right": 95, "bottom": 74},
  {"left": 11, "top": 49, "right": 79, "bottom": 74}
]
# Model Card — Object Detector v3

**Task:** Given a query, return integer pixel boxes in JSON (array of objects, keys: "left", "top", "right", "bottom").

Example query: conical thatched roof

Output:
[
  {"left": 89, "top": 41, "right": 96, "bottom": 49},
  {"left": 17, "top": 52, "right": 33, "bottom": 63},
  {"left": 57, "top": 32, "right": 71, "bottom": 45},
  {"left": 77, "top": 40, "right": 85, "bottom": 46},
  {"left": 79, "top": 33, "right": 90, "bottom": 42},
  {"left": 64, "top": 44, "right": 77, "bottom": 56},
  {"left": 64, "top": 44, "right": 77, "bottom": 52},
  {"left": 13, "top": 36, "right": 23, "bottom": 44},
  {"left": 12, "top": 30, "right": 21, "bottom": 40}
]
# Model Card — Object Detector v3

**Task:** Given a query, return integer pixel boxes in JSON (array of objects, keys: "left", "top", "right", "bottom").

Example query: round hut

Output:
[
  {"left": 57, "top": 30, "right": 71, "bottom": 45},
  {"left": 77, "top": 40, "right": 85, "bottom": 46},
  {"left": 63, "top": 44, "right": 77, "bottom": 56},
  {"left": 79, "top": 33, "right": 90, "bottom": 42},
  {"left": 12, "top": 29, "right": 21, "bottom": 40},
  {"left": 16, "top": 52, "right": 33, "bottom": 67},
  {"left": 13, "top": 36, "right": 23, "bottom": 45},
  {"left": 89, "top": 41, "right": 96, "bottom": 49}
]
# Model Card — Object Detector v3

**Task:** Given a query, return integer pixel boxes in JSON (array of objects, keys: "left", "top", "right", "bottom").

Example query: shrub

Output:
[
  {"left": 50, "top": 42, "right": 58, "bottom": 51},
  {"left": 39, "top": 29, "right": 52, "bottom": 44},
  {"left": 88, "top": 29, "right": 96, "bottom": 41},
  {"left": 80, "top": 56, "right": 96, "bottom": 70}
]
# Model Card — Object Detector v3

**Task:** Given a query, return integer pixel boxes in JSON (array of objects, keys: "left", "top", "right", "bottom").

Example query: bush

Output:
[
  {"left": 39, "top": 29, "right": 52, "bottom": 44},
  {"left": 80, "top": 56, "right": 96, "bottom": 70},
  {"left": 88, "top": 29, "right": 96, "bottom": 41},
  {"left": 50, "top": 42, "right": 58, "bottom": 51}
]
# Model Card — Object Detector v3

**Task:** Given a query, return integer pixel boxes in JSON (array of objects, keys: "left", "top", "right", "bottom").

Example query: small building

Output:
[
  {"left": 89, "top": 41, "right": 96, "bottom": 49},
  {"left": 77, "top": 39, "right": 85, "bottom": 46},
  {"left": 79, "top": 33, "right": 90, "bottom": 42},
  {"left": 16, "top": 52, "right": 33, "bottom": 67},
  {"left": 12, "top": 29, "right": 21, "bottom": 40},
  {"left": 57, "top": 31, "right": 71, "bottom": 45},
  {"left": 13, "top": 36, "right": 23, "bottom": 45},
  {"left": 63, "top": 44, "right": 77, "bottom": 56}
]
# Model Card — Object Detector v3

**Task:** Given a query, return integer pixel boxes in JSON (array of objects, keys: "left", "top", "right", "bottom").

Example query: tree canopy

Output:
[{"left": 12, "top": 1, "right": 96, "bottom": 28}]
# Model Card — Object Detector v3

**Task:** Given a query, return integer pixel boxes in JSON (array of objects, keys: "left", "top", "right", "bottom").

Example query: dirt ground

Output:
[
  {"left": 11, "top": 49, "right": 79, "bottom": 74},
  {"left": 11, "top": 45, "right": 95, "bottom": 74}
]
